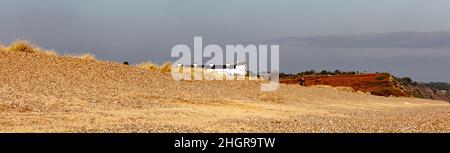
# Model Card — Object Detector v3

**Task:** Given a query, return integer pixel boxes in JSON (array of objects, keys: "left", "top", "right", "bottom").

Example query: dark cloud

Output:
[
  {"left": 269, "top": 31, "right": 450, "bottom": 48},
  {"left": 265, "top": 31, "right": 450, "bottom": 82}
]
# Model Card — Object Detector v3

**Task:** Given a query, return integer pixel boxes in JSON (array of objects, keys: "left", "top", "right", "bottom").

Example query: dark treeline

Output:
[{"left": 280, "top": 69, "right": 366, "bottom": 77}]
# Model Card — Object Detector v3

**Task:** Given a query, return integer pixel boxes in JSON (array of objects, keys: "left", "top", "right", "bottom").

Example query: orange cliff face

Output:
[{"left": 280, "top": 73, "right": 410, "bottom": 97}]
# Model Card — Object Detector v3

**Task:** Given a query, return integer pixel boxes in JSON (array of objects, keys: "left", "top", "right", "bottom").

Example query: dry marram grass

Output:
[
  {"left": 41, "top": 50, "right": 59, "bottom": 57},
  {"left": 1, "top": 40, "right": 60, "bottom": 57},
  {"left": 137, "top": 61, "right": 173, "bottom": 73},
  {"left": 137, "top": 61, "right": 159, "bottom": 71},
  {"left": 159, "top": 61, "right": 172, "bottom": 73},
  {"left": 8, "top": 40, "right": 37, "bottom": 53},
  {"left": 67, "top": 53, "right": 96, "bottom": 60}
]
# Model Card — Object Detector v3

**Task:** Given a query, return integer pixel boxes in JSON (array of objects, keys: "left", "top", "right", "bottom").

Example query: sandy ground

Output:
[{"left": 1, "top": 51, "right": 450, "bottom": 133}]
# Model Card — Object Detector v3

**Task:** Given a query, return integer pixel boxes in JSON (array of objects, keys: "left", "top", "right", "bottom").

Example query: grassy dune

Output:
[{"left": 1, "top": 41, "right": 450, "bottom": 132}]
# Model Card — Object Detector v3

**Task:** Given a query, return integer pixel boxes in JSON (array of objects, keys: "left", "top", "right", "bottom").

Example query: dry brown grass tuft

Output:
[
  {"left": 136, "top": 61, "right": 173, "bottom": 74},
  {"left": 41, "top": 50, "right": 59, "bottom": 57},
  {"left": 1, "top": 40, "right": 60, "bottom": 57},
  {"left": 137, "top": 61, "right": 159, "bottom": 71},
  {"left": 67, "top": 53, "right": 96, "bottom": 60},
  {"left": 78, "top": 53, "right": 96, "bottom": 60},
  {"left": 8, "top": 40, "right": 37, "bottom": 53},
  {"left": 159, "top": 61, "right": 172, "bottom": 73}
]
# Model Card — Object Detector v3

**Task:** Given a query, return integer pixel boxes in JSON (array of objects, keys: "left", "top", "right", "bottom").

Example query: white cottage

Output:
[
  {"left": 209, "top": 62, "right": 247, "bottom": 76},
  {"left": 177, "top": 62, "right": 247, "bottom": 76}
]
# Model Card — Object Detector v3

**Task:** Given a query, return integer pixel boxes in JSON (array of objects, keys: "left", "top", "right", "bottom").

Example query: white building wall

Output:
[{"left": 211, "top": 64, "right": 247, "bottom": 76}]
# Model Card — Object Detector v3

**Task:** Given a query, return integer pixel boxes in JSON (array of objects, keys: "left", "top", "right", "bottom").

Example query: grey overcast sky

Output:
[{"left": 1, "top": 0, "right": 450, "bottom": 82}]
